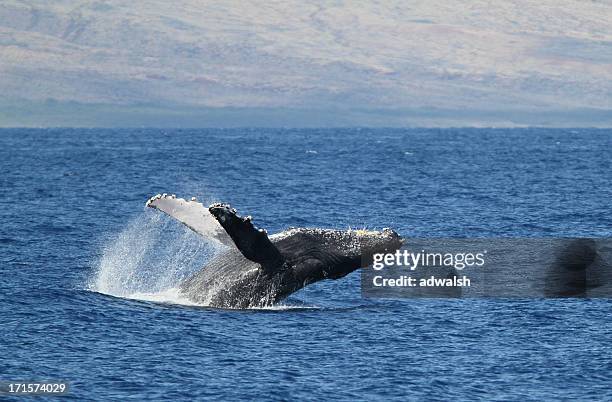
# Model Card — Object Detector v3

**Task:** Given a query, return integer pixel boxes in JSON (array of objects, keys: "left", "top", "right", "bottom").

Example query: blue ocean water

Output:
[{"left": 1, "top": 128, "right": 611, "bottom": 400}]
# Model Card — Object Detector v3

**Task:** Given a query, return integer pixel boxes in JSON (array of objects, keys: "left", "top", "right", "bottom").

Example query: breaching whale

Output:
[{"left": 146, "top": 194, "right": 403, "bottom": 308}]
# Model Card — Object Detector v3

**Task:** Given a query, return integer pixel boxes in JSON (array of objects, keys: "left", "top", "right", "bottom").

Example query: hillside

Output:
[{"left": 1, "top": 0, "right": 611, "bottom": 126}]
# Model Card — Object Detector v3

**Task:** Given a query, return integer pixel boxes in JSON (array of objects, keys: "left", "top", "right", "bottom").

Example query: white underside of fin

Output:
[{"left": 146, "top": 194, "right": 233, "bottom": 246}]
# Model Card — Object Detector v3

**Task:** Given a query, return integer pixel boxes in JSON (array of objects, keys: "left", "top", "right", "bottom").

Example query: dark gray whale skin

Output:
[{"left": 180, "top": 203, "right": 403, "bottom": 308}]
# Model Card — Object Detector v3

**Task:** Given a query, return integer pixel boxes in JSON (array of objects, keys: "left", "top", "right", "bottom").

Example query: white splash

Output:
[
  {"left": 90, "top": 210, "right": 220, "bottom": 305},
  {"left": 128, "top": 288, "right": 201, "bottom": 306},
  {"left": 251, "top": 303, "right": 322, "bottom": 311}
]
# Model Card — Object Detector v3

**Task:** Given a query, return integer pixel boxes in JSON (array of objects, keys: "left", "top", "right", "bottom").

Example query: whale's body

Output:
[
  {"left": 146, "top": 195, "right": 403, "bottom": 308},
  {"left": 180, "top": 227, "right": 369, "bottom": 308}
]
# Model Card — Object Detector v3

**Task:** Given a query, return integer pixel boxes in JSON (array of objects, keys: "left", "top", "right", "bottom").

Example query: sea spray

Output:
[{"left": 91, "top": 209, "right": 219, "bottom": 301}]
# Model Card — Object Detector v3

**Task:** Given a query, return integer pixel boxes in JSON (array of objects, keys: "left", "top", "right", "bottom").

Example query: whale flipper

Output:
[
  {"left": 145, "top": 194, "right": 233, "bottom": 246},
  {"left": 208, "top": 203, "right": 284, "bottom": 272},
  {"left": 146, "top": 195, "right": 284, "bottom": 272}
]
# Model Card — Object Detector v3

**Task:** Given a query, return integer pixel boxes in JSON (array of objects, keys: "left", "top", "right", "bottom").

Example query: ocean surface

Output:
[{"left": 1, "top": 128, "right": 611, "bottom": 401}]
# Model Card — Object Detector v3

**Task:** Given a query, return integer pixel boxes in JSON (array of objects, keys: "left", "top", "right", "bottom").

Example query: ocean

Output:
[{"left": 1, "top": 128, "right": 611, "bottom": 400}]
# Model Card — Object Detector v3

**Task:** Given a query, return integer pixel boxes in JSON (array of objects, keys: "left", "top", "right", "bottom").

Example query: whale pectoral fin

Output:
[
  {"left": 208, "top": 203, "right": 284, "bottom": 271},
  {"left": 145, "top": 194, "right": 233, "bottom": 246}
]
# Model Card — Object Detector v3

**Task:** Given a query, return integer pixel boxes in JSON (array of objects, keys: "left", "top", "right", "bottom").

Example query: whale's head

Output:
[{"left": 352, "top": 228, "right": 404, "bottom": 266}]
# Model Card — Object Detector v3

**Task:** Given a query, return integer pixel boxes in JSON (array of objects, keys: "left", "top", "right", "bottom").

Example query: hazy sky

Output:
[{"left": 1, "top": 0, "right": 611, "bottom": 127}]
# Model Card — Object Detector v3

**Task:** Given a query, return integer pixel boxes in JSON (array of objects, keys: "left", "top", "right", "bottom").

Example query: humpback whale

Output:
[{"left": 146, "top": 194, "right": 403, "bottom": 308}]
